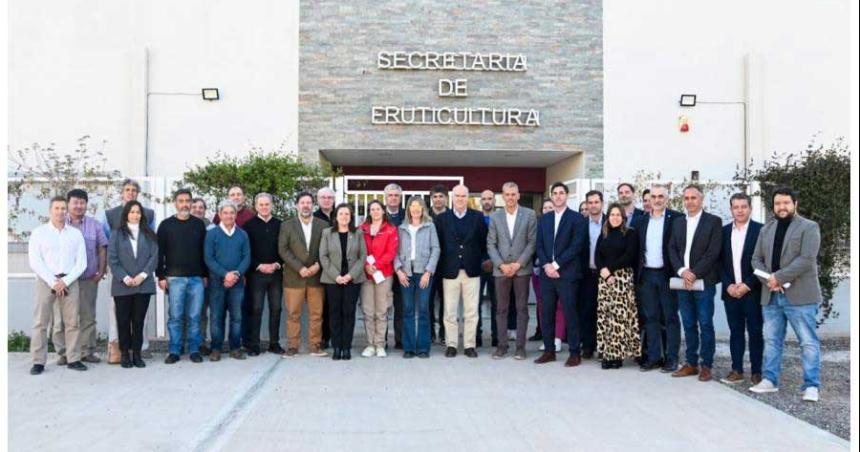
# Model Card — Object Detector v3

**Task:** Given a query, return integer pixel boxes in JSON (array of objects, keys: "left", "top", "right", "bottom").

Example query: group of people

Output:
[{"left": 27, "top": 178, "right": 823, "bottom": 402}]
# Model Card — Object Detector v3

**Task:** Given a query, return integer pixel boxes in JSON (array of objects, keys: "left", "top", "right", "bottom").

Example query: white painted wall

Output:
[
  {"left": 603, "top": 0, "right": 851, "bottom": 182},
  {"left": 8, "top": 0, "right": 300, "bottom": 178}
]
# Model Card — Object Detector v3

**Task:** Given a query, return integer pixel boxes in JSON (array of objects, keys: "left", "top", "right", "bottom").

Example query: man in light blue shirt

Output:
[{"left": 577, "top": 190, "right": 604, "bottom": 359}]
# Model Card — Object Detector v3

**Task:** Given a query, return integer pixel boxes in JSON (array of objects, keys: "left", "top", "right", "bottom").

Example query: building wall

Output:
[
  {"left": 603, "top": 0, "right": 851, "bottom": 182},
  {"left": 299, "top": 0, "right": 605, "bottom": 177},
  {"left": 8, "top": 0, "right": 300, "bottom": 178}
]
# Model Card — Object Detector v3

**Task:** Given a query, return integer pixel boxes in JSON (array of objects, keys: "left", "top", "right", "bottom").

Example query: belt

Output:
[{"left": 643, "top": 267, "right": 665, "bottom": 271}]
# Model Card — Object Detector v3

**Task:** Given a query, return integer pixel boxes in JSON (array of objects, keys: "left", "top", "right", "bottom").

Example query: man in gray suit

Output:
[
  {"left": 749, "top": 187, "right": 822, "bottom": 402},
  {"left": 487, "top": 182, "right": 537, "bottom": 360}
]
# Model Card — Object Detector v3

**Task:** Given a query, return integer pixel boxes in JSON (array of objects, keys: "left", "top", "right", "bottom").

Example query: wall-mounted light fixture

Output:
[
  {"left": 201, "top": 88, "right": 220, "bottom": 101},
  {"left": 679, "top": 94, "right": 697, "bottom": 107}
]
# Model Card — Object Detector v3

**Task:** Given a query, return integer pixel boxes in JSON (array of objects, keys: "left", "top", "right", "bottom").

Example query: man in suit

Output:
[
  {"left": 534, "top": 182, "right": 587, "bottom": 367},
  {"left": 428, "top": 184, "right": 449, "bottom": 342},
  {"left": 278, "top": 191, "right": 327, "bottom": 357},
  {"left": 434, "top": 184, "right": 487, "bottom": 358},
  {"left": 487, "top": 182, "right": 537, "bottom": 360},
  {"left": 749, "top": 187, "right": 822, "bottom": 402},
  {"left": 577, "top": 190, "right": 604, "bottom": 359},
  {"left": 635, "top": 184, "right": 681, "bottom": 372},
  {"left": 719, "top": 193, "right": 763, "bottom": 385},
  {"left": 384, "top": 183, "right": 406, "bottom": 349},
  {"left": 617, "top": 182, "right": 646, "bottom": 228},
  {"left": 668, "top": 184, "right": 722, "bottom": 382}
]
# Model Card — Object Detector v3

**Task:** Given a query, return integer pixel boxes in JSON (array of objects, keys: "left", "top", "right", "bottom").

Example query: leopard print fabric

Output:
[{"left": 596, "top": 267, "right": 641, "bottom": 361}]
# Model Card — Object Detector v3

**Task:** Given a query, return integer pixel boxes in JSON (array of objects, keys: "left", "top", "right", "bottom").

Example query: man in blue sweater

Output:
[{"left": 204, "top": 201, "right": 251, "bottom": 361}]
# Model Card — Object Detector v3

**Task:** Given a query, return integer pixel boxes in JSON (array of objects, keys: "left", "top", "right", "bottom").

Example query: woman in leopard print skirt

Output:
[{"left": 596, "top": 203, "right": 641, "bottom": 369}]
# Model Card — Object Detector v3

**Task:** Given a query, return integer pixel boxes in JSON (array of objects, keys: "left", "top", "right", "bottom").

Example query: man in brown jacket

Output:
[{"left": 278, "top": 191, "right": 327, "bottom": 357}]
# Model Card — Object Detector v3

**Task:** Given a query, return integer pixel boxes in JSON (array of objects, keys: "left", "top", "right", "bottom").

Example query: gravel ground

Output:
[{"left": 709, "top": 337, "right": 850, "bottom": 440}]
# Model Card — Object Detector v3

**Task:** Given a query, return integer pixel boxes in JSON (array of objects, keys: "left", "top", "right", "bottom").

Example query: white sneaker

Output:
[
  {"left": 554, "top": 338, "right": 562, "bottom": 352},
  {"left": 539, "top": 343, "right": 545, "bottom": 351},
  {"left": 376, "top": 346, "right": 387, "bottom": 358},
  {"left": 749, "top": 378, "right": 779, "bottom": 394},
  {"left": 507, "top": 330, "right": 516, "bottom": 341},
  {"left": 361, "top": 346, "right": 376, "bottom": 358},
  {"left": 802, "top": 387, "right": 819, "bottom": 402}
]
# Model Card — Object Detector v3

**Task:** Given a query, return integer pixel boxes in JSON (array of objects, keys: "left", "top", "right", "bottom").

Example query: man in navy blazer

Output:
[
  {"left": 634, "top": 184, "right": 682, "bottom": 372},
  {"left": 534, "top": 182, "right": 587, "bottom": 367},
  {"left": 719, "top": 193, "right": 763, "bottom": 385},
  {"left": 434, "top": 184, "right": 488, "bottom": 358}
]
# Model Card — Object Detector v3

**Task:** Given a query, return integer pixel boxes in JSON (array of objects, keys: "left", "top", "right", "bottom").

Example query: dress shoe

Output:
[
  {"left": 230, "top": 350, "right": 247, "bottom": 360},
  {"left": 581, "top": 349, "right": 594, "bottom": 360},
  {"left": 165, "top": 353, "right": 181, "bottom": 364},
  {"left": 332, "top": 348, "right": 342, "bottom": 361},
  {"left": 82, "top": 354, "right": 101, "bottom": 364},
  {"left": 417, "top": 352, "right": 430, "bottom": 359},
  {"left": 403, "top": 351, "right": 416, "bottom": 359},
  {"left": 120, "top": 351, "right": 133, "bottom": 368},
  {"left": 199, "top": 344, "right": 211, "bottom": 356},
  {"left": 492, "top": 348, "right": 507, "bottom": 359},
  {"left": 268, "top": 344, "right": 286, "bottom": 355},
  {"left": 248, "top": 350, "right": 260, "bottom": 357},
  {"left": 534, "top": 352, "right": 556, "bottom": 364},
  {"left": 67, "top": 361, "right": 87, "bottom": 371},
  {"left": 132, "top": 352, "right": 146, "bottom": 368},
  {"left": 698, "top": 366, "right": 713, "bottom": 382},
  {"left": 30, "top": 364, "right": 45, "bottom": 375},
  {"left": 56, "top": 356, "right": 68, "bottom": 366},
  {"left": 671, "top": 364, "right": 699, "bottom": 378},
  {"left": 661, "top": 361, "right": 678, "bottom": 373},
  {"left": 464, "top": 348, "right": 478, "bottom": 358},
  {"left": 639, "top": 361, "right": 660, "bottom": 372},
  {"left": 342, "top": 349, "right": 351, "bottom": 360},
  {"left": 564, "top": 354, "right": 582, "bottom": 367},
  {"left": 750, "top": 373, "right": 763, "bottom": 385},
  {"left": 444, "top": 347, "right": 457, "bottom": 358},
  {"left": 720, "top": 371, "right": 744, "bottom": 384},
  {"left": 394, "top": 342, "right": 403, "bottom": 350},
  {"left": 209, "top": 351, "right": 221, "bottom": 362},
  {"left": 189, "top": 352, "right": 203, "bottom": 363}
]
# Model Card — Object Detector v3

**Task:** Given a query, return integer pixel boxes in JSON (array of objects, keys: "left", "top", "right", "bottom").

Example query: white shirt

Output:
[
  {"left": 679, "top": 210, "right": 702, "bottom": 276},
  {"left": 28, "top": 222, "right": 87, "bottom": 287},
  {"left": 644, "top": 211, "right": 666, "bottom": 268},
  {"left": 219, "top": 223, "right": 236, "bottom": 237},
  {"left": 300, "top": 218, "right": 313, "bottom": 251},
  {"left": 453, "top": 208, "right": 467, "bottom": 219},
  {"left": 551, "top": 208, "right": 567, "bottom": 269},
  {"left": 505, "top": 208, "right": 518, "bottom": 238},
  {"left": 408, "top": 224, "right": 419, "bottom": 260},
  {"left": 731, "top": 220, "right": 749, "bottom": 285},
  {"left": 128, "top": 224, "right": 140, "bottom": 258}
]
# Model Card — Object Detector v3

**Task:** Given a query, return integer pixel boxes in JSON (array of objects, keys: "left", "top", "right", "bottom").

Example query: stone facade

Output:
[{"left": 300, "top": 0, "right": 604, "bottom": 178}]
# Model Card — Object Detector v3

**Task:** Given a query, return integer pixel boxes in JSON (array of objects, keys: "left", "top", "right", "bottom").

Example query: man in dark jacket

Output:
[
  {"left": 668, "top": 185, "right": 723, "bottom": 382},
  {"left": 719, "top": 193, "right": 763, "bottom": 385},
  {"left": 434, "top": 184, "right": 487, "bottom": 358}
]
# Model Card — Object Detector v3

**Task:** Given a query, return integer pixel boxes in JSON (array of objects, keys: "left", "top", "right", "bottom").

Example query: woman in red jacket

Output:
[{"left": 359, "top": 200, "right": 399, "bottom": 357}]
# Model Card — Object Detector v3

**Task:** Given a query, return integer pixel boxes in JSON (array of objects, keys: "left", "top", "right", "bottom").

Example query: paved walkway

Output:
[{"left": 7, "top": 350, "right": 849, "bottom": 452}]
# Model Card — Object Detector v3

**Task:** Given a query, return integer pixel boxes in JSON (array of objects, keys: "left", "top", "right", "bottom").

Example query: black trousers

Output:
[
  {"left": 325, "top": 283, "right": 360, "bottom": 350},
  {"left": 577, "top": 270, "right": 599, "bottom": 353},
  {"left": 429, "top": 273, "right": 445, "bottom": 340},
  {"left": 115, "top": 294, "right": 151, "bottom": 353},
  {"left": 392, "top": 278, "right": 403, "bottom": 345},
  {"left": 243, "top": 272, "right": 283, "bottom": 351}
]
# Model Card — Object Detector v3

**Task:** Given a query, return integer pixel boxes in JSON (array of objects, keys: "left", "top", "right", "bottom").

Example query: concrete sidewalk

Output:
[{"left": 7, "top": 350, "right": 849, "bottom": 452}]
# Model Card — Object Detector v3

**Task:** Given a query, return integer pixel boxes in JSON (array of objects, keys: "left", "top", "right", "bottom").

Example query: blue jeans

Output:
[
  {"left": 762, "top": 292, "right": 821, "bottom": 390},
  {"left": 167, "top": 276, "right": 205, "bottom": 355},
  {"left": 677, "top": 284, "right": 716, "bottom": 367},
  {"left": 401, "top": 273, "right": 433, "bottom": 354},
  {"left": 209, "top": 280, "right": 245, "bottom": 352}
]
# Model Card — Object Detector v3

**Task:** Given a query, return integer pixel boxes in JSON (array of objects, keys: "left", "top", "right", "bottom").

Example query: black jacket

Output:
[
  {"left": 633, "top": 209, "right": 681, "bottom": 282},
  {"left": 434, "top": 209, "right": 488, "bottom": 279},
  {"left": 668, "top": 211, "right": 723, "bottom": 286},
  {"left": 720, "top": 220, "right": 763, "bottom": 301}
]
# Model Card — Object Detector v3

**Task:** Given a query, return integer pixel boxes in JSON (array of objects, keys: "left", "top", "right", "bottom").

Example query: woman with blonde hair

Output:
[{"left": 394, "top": 196, "right": 440, "bottom": 358}]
